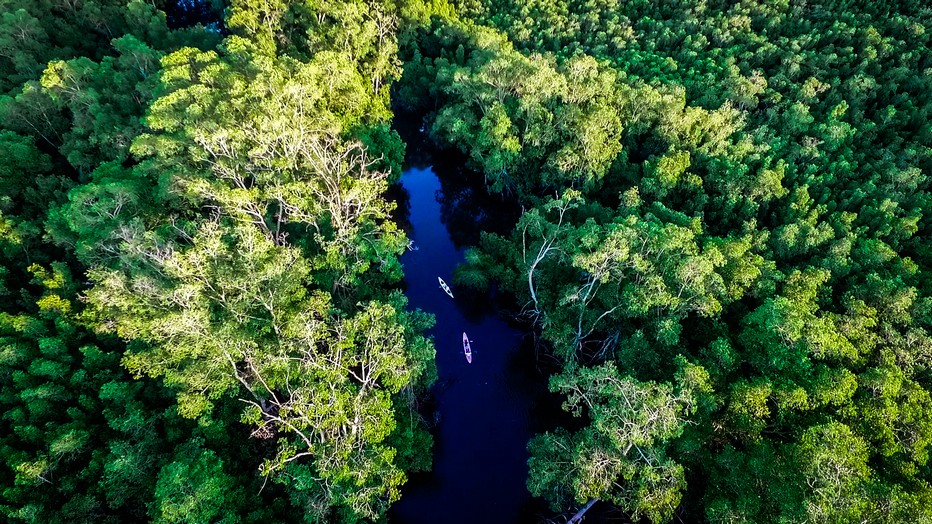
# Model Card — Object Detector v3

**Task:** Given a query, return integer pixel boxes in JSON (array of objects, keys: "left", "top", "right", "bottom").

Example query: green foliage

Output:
[
  {"left": 1, "top": 0, "right": 434, "bottom": 522},
  {"left": 0, "top": 131, "right": 65, "bottom": 245},
  {"left": 435, "top": 0, "right": 932, "bottom": 521},
  {"left": 39, "top": 35, "right": 163, "bottom": 173},
  {"left": 403, "top": 22, "right": 625, "bottom": 195},
  {"left": 4, "top": 0, "right": 932, "bottom": 522},
  {"left": 151, "top": 441, "right": 240, "bottom": 524},
  {"left": 0, "top": 0, "right": 213, "bottom": 94},
  {"left": 0, "top": 264, "right": 251, "bottom": 524},
  {"left": 528, "top": 363, "right": 694, "bottom": 523}
]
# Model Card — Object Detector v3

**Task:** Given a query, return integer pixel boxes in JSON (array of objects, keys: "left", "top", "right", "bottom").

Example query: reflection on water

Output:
[{"left": 391, "top": 113, "right": 522, "bottom": 250}]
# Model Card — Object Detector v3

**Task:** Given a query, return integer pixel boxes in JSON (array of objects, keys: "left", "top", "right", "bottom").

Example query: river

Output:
[{"left": 387, "top": 141, "right": 555, "bottom": 523}]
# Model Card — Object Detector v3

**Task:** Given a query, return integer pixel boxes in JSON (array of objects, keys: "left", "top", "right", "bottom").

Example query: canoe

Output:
[
  {"left": 463, "top": 332, "right": 472, "bottom": 364},
  {"left": 438, "top": 277, "right": 454, "bottom": 298}
]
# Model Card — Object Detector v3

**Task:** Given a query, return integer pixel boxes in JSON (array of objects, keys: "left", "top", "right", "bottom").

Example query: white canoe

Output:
[
  {"left": 463, "top": 332, "right": 472, "bottom": 363},
  {"left": 438, "top": 277, "right": 454, "bottom": 298}
]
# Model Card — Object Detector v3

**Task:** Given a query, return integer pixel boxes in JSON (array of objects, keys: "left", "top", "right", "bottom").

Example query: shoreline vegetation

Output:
[{"left": 2, "top": 1, "right": 931, "bottom": 523}]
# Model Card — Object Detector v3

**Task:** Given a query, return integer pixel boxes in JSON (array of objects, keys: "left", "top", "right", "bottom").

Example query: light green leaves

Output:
[
  {"left": 69, "top": 16, "right": 433, "bottom": 520},
  {"left": 529, "top": 363, "right": 694, "bottom": 523}
]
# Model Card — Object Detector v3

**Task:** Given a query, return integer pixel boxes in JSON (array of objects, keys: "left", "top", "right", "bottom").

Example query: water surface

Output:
[{"left": 389, "top": 164, "right": 547, "bottom": 524}]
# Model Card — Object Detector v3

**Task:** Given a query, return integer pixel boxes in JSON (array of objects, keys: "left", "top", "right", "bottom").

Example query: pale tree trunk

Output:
[{"left": 567, "top": 498, "right": 599, "bottom": 524}]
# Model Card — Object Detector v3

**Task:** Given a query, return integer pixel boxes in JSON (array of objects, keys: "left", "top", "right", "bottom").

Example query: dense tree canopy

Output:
[
  {"left": 2, "top": 0, "right": 931, "bottom": 522},
  {"left": 410, "top": 0, "right": 932, "bottom": 522},
  {"left": 1, "top": 1, "right": 436, "bottom": 522}
]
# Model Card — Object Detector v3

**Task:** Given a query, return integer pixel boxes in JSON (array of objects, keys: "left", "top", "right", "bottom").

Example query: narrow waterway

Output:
[{"left": 388, "top": 158, "right": 550, "bottom": 523}]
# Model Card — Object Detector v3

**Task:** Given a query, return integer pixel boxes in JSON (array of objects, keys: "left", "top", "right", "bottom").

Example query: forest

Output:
[{"left": 0, "top": 0, "right": 930, "bottom": 523}]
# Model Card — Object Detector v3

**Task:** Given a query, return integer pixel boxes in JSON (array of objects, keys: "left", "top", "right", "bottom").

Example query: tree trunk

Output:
[{"left": 567, "top": 498, "right": 599, "bottom": 524}]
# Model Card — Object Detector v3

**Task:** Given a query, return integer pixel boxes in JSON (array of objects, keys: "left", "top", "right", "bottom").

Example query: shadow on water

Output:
[
  {"left": 435, "top": 154, "right": 523, "bottom": 250},
  {"left": 161, "top": 0, "right": 224, "bottom": 30},
  {"left": 392, "top": 112, "right": 523, "bottom": 250}
]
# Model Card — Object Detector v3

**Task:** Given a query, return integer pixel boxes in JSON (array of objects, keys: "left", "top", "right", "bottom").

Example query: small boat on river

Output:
[
  {"left": 463, "top": 332, "right": 473, "bottom": 363},
  {"left": 438, "top": 277, "right": 454, "bottom": 298}
]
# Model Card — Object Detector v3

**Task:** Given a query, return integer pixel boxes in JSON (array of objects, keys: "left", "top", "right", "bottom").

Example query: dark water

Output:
[
  {"left": 385, "top": 123, "right": 622, "bottom": 523},
  {"left": 388, "top": 160, "right": 551, "bottom": 523},
  {"left": 162, "top": 0, "right": 224, "bottom": 30}
]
